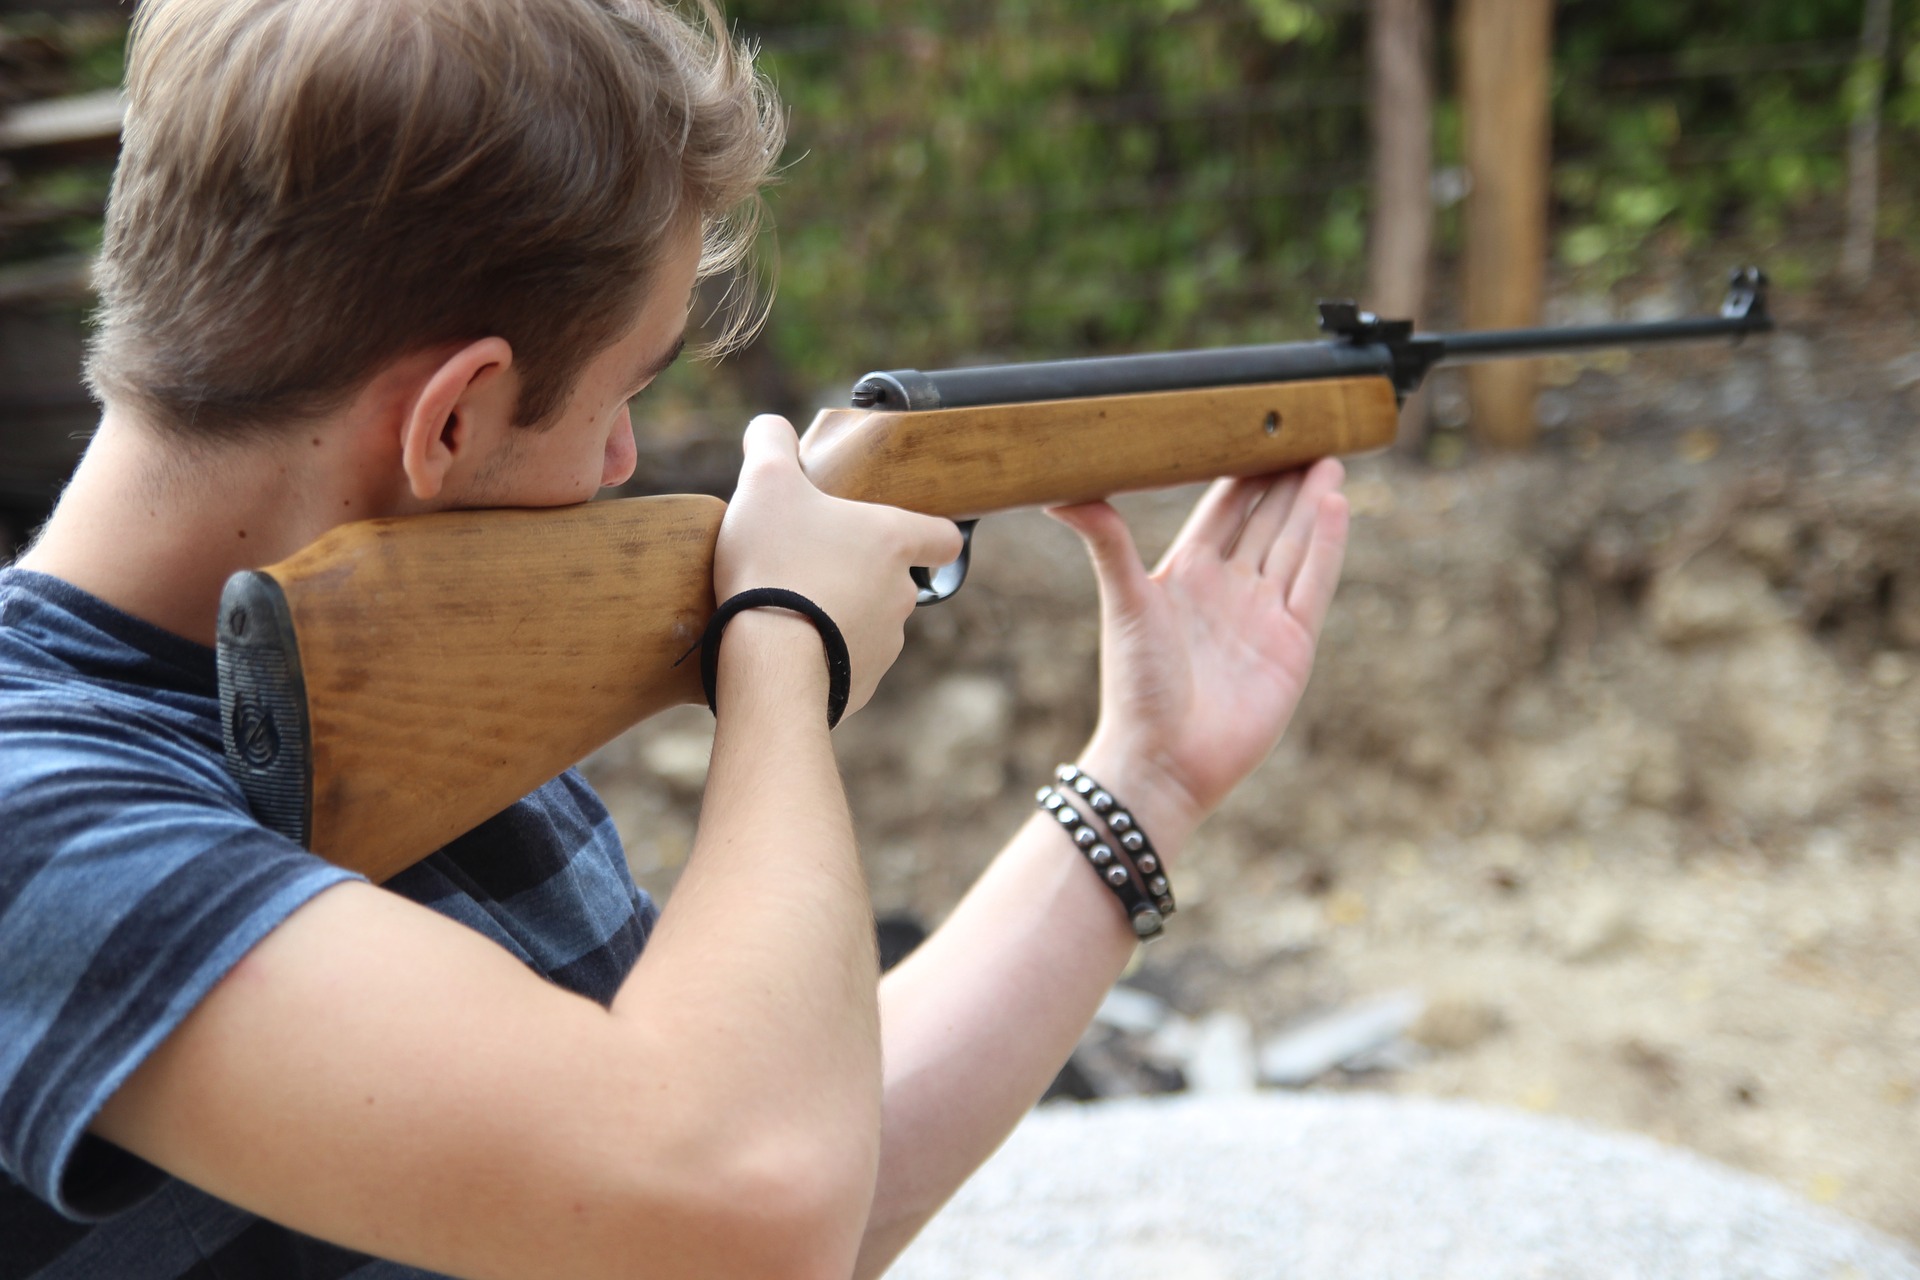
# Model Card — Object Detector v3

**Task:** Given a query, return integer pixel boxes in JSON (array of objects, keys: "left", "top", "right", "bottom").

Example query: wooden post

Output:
[
  {"left": 1457, "top": 0, "right": 1553, "bottom": 449},
  {"left": 1842, "top": 0, "right": 1894, "bottom": 289},
  {"left": 1367, "top": 0, "right": 1435, "bottom": 449}
]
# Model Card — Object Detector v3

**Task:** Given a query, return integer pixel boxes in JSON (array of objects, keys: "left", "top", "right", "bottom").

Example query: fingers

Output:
[
  {"left": 1228, "top": 471, "right": 1306, "bottom": 567},
  {"left": 1047, "top": 501, "right": 1150, "bottom": 617},
  {"left": 1259, "top": 458, "right": 1345, "bottom": 586},
  {"left": 899, "top": 509, "right": 966, "bottom": 574},
  {"left": 1163, "top": 476, "right": 1266, "bottom": 564},
  {"left": 1285, "top": 490, "right": 1351, "bottom": 639}
]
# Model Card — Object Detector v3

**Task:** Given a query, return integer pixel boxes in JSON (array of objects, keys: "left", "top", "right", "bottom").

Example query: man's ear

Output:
[{"left": 399, "top": 338, "right": 517, "bottom": 502}]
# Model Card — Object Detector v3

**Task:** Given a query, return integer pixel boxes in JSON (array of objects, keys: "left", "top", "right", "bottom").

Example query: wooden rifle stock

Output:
[{"left": 216, "top": 375, "right": 1399, "bottom": 879}]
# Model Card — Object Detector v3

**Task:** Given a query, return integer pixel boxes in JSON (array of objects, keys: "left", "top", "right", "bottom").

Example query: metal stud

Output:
[
  {"left": 1056, "top": 764, "right": 1080, "bottom": 784},
  {"left": 1130, "top": 908, "right": 1164, "bottom": 938},
  {"left": 1109, "top": 811, "right": 1134, "bottom": 833},
  {"left": 1054, "top": 806, "right": 1078, "bottom": 826},
  {"left": 1089, "top": 844, "right": 1114, "bottom": 866},
  {"left": 1039, "top": 789, "right": 1064, "bottom": 810},
  {"left": 1137, "top": 853, "right": 1159, "bottom": 875},
  {"left": 1072, "top": 776, "right": 1095, "bottom": 796},
  {"left": 1121, "top": 831, "right": 1145, "bottom": 852},
  {"left": 1105, "top": 866, "right": 1130, "bottom": 888},
  {"left": 1149, "top": 875, "right": 1168, "bottom": 896},
  {"left": 1089, "top": 790, "right": 1114, "bottom": 813},
  {"left": 1074, "top": 825, "right": 1099, "bottom": 848}
]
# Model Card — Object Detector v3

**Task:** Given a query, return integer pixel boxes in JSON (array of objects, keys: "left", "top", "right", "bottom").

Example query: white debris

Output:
[
  {"left": 1092, "top": 985, "right": 1172, "bottom": 1038},
  {"left": 1184, "top": 1012, "right": 1258, "bottom": 1096},
  {"left": 1257, "top": 991, "right": 1426, "bottom": 1088}
]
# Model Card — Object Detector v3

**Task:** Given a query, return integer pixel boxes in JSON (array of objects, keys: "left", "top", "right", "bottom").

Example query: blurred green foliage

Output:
[
  {"left": 4, "top": 2, "right": 1915, "bottom": 410},
  {"left": 720, "top": 0, "right": 1915, "bottom": 398},
  {"left": 731, "top": 0, "right": 1369, "bottom": 387}
]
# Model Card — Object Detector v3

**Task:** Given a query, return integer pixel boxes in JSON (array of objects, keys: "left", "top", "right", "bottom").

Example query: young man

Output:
[{"left": 0, "top": 1, "right": 1349, "bottom": 1277}]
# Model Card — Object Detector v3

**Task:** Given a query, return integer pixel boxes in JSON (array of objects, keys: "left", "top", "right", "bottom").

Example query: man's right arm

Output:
[{"left": 95, "top": 416, "right": 962, "bottom": 1280}]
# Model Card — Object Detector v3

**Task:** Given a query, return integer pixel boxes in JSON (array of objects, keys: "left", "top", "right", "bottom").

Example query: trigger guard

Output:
[{"left": 912, "top": 520, "right": 978, "bottom": 606}]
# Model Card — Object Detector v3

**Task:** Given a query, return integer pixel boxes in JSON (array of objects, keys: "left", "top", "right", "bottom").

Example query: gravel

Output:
[{"left": 887, "top": 1093, "right": 1920, "bottom": 1280}]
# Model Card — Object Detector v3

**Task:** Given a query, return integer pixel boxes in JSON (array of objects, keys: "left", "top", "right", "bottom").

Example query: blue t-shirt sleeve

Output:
[{"left": 0, "top": 701, "right": 360, "bottom": 1222}]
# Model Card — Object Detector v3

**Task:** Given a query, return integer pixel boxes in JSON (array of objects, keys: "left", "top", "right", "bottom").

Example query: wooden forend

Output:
[{"left": 799, "top": 376, "right": 1400, "bottom": 516}]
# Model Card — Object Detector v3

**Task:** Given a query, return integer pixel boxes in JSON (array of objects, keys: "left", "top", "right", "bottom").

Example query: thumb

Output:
[
  {"left": 741, "top": 413, "right": 801, "bottom": 466},
  {"left": 1048, "top": 501, "right": 1151, "bottom": 616}
]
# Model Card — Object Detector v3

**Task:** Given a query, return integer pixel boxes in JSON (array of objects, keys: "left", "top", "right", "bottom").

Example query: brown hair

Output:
[{"left": 86, "top": 0, "right": 783, "bottom": 438}]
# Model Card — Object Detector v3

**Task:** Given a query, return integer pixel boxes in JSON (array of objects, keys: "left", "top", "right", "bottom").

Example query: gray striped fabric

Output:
[{"left": 0, "top": 570, "right": 657, "bottom": 1279}]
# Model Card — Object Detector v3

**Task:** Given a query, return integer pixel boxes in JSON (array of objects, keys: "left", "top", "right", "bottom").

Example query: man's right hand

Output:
[{"left": 715, "top": 415, "right": 963, "bottom": 718}]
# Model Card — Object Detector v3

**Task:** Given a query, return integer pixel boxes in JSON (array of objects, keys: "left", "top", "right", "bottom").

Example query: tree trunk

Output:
[
  {"left": 1367, "top": 0, "right": 1435, "bottom": 449},
  {"left": 1457, "top": 0, "right": 1553, "bottom": 450},
  {"left": 1842, "top": 0, "right": 1894, "bottom": 289}
]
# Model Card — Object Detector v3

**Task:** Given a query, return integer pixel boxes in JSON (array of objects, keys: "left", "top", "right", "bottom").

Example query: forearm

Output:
[
  {"left": 854, "top": 745, "right": 1197, "bottom": 1278},
  {"left": 614, "top": 611, "right": 883, "bottom": 1237}
]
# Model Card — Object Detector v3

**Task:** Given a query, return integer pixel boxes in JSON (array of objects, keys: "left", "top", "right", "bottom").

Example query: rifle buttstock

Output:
[{"left": 220, "top": 494, "right": 724, "bottom": 881}]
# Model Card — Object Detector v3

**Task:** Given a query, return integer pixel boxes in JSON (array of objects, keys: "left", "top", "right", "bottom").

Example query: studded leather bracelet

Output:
[{"left": 1036, "top": 763, "right": 1176, "bottom": 941}]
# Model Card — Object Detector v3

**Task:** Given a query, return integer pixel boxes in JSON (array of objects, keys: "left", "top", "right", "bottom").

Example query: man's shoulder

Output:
[
  {"left": 0, "top": 648, "right": 234, "bottom": 808},
  {"left": 0, "top": 569, "right": 254, "bottom": 851}
]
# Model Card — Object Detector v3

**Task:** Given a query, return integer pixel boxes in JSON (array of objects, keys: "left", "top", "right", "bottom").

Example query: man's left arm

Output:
[{"left": 855, "top": 459, "right": 1351, "bottom": 1277}]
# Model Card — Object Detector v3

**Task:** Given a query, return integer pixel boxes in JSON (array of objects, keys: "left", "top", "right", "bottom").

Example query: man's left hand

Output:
[{"left": 1048, "top": 458, "right": 1350, "bottom": 851}]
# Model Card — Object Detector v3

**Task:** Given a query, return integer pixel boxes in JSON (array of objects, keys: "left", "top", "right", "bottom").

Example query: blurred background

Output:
[{"left": 4, "top": 0, "right": 1918, "bottom": 1249}]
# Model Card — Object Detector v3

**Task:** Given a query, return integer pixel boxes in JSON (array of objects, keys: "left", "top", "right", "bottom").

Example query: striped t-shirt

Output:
[{"left": 0, "top": 569, "right": 658, "bottom": 1279}]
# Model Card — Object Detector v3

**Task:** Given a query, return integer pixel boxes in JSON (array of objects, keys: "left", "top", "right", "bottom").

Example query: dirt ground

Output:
[{"left": 584, "top": 277, "right": 1920, "bottom": 1246}]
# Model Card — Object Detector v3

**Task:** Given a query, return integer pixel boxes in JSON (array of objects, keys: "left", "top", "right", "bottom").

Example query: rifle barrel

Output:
[
  {"left": 850, "top": 267, "right": 1772, "bottom": 411},
  {"left": 852, "top": 343, "right": 1394, "bottom": 413},
  {"left": 1434, "top": 312, "right": 1769, "bottom": 364}
]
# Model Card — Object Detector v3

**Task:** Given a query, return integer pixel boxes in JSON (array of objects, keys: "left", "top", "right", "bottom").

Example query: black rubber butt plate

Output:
[{"left": 216, "top": 571, "right": 313, "bottom": 847}]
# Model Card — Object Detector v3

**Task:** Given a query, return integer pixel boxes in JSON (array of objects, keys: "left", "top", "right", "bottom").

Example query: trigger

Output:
[{"left": 913, "top": 520, "right": 978, "bottom": 606}]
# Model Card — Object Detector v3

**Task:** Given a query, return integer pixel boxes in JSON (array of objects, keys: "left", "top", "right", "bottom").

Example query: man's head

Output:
[{"left": 86, "top": 0, "right": 781, "bottom": 455}]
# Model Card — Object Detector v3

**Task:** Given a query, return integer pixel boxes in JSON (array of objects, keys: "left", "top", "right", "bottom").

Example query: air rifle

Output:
[{"left": 217, "top": 268, "right": 1773, "bottom": 881}]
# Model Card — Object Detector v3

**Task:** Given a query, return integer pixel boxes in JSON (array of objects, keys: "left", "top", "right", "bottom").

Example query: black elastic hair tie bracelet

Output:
[{"left": 676, "top": 588, "right": 853, "bottom": 729}]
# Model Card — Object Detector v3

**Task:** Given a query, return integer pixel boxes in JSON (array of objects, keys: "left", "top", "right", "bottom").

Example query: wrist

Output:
[
  {"left": 1074, "top": 736, "right": 1203, "bottom": 860},
  {"left": 713, "top": 608, "right": 833, "bottom": 721}
]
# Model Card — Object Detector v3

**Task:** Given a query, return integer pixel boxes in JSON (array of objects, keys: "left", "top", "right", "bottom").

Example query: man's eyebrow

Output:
[{"left": 629, "top": 333, "right": 687, "bottom": 391}]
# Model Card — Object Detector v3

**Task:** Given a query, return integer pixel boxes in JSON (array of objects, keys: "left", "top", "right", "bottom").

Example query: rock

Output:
[
  {"left": 1708, "top": 633, "right": 1843, "bottom": 822},
  {"left": 1870, "top": 652, "right": 1911, "bottom": 689},
  {"left": 1185, "top": 1012, "right": 1258, "bottom": 1096},
  {"left": 890, "top": 1093, "right": 1920, "bottom": 1280},
  {"left": 1889, "top": 350, "right": 1920, "bottom": 389},
  {"left": 1646, "top": 555, "right": 1787, "bottom": 646},
  {"left": 1057, "top": 1025, "right": 1184, "bottom": 1100},
  {"left": 637, "top": 728, "right": 714, "bottom": 792},
  {"left": 1729, "top": 511, "right": 1800, "bottom": 580},
  {"left": 1257, "top": 991, "right": 1426, "bottom": 1088},
  {"left": 1256, "top": 899, "right": 1326, "bottom": 955},
  {"left": 1412, "top": 997, "right": 1506, "bottom": 1053},
  {"left": 1627, "top": 727, "right": 1690, "bottom": 811},
  {"left": 1891, "top": 574, "right": 1920, "bottom": 649},
  {"left": 1561, "top": 889, "right": 1635, "bottom": 962},
  {"left": 904, "top": 673, "right": 1013, "bottom": 798}
]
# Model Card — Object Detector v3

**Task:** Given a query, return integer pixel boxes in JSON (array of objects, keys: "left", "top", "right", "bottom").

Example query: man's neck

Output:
[{"left": 15, "top": 407, "right": 394, "bottom": 646}]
